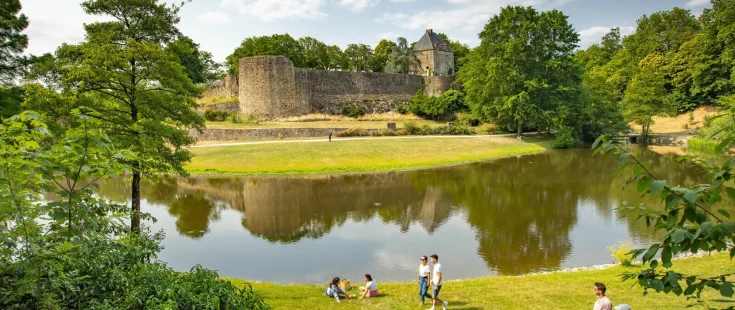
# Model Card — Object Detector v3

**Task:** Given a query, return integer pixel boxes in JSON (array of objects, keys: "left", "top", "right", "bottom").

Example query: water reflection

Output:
[{"left": 96, "top": 147, "right": 726, "bottom": 282}]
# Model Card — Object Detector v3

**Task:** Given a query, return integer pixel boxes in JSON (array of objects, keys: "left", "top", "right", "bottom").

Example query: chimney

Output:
[{"left": 427, "top": 29, "right": 433, "bottom": 34}]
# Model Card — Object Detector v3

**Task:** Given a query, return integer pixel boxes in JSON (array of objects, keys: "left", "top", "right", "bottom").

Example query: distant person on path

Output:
[
  {"left": 429, "top": 254, "right": 449, "bottom": 310},
  {"left": 325, "top": 277, "right": 351, "bottom": 303},
  {"left": 593, "top": 282, "right": 613, "bottom": 310},
  {"left": 359, "top": 274, "right": 379, "bottom": 298},
  {"left": 418, "top": 255, "right": 432, "bottom": 306}
]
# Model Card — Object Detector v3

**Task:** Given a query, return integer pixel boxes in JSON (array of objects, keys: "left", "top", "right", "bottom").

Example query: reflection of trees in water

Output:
[{"left": 93, "top": 148, "right": 725, "bottom": 273}]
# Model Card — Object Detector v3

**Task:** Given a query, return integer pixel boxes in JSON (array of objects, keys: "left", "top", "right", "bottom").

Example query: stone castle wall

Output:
[
  {"left": 202, "top": 75, "right": 238, "bottom": 98},
  {"left": 238, "top": 56, "right": 427, "bottom": 118},
  {"left": 423, "top": 76, "right": 455, "bottom": 97}
]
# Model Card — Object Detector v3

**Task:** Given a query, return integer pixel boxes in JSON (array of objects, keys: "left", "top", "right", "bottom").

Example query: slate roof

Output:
[{"left": 414, "top": 29, "right": 453, "bottom": 52}]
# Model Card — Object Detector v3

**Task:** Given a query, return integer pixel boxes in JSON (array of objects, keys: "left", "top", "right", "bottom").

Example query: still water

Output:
[{"left": 97, "top": 147, "right": 724, "bottom": 284}]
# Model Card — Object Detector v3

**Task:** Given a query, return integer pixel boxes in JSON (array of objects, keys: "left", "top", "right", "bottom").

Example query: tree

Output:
[
  {"left": 385, "top": 37, "right": 419, "bottom": 74},
  {"left": 344, "top": 43, "right": 373, "bottom": 72},
  {"left": 29, "top": 0, "right": 205, "bottom": 233},
  {"left": 166, "top": 36, "right": 223, "bottom": 84},
  {"left": 299, "top": 36, "right": 330, "bottom": 70},
  {"left": 371, "top": 39, "right": 396, "bottom": 72},
  {"left": 0, "top": 0, "right": 28, "bottom": 82},
  {"left": 325, "top": 45, "right": 347, "bottom": 70},
  {"left": 622, "top": 54, "right": 674, "bottom": 137},
  {"left": 576, "top": 28, "right": 622, "bottom": 71},
  {"left": 624, "top": 7, "right": 700, "bottom": 62},
  {"left": 459, "top": 6, "right": 581, "bottom": 136},
  {"left": 225, "top": 34, "right": 305, "bottom": 75}
]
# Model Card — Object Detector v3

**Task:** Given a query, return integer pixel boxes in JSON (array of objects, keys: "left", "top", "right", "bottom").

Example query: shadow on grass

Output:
[{"left": 442, "top": 301, "right": 482, "bottom": 310}]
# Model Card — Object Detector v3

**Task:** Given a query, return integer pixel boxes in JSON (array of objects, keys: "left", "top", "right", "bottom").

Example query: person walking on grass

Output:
[
  {"left": 593, "top": 282, "right": 613, "bottom": 310},
  {"left": 418, "top": 255, "right": 432, "bottom": 306},
  {"left": 429, "top": 254, "right": 448, "bottom": 310}
]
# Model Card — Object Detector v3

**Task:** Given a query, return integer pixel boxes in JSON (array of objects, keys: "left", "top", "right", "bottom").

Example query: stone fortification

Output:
[
  {"left": 238, "top": 56, "right": 430, "bottom": 118},
  {"left": 202, "top": 75, "right": 237, "bottom": 98}
]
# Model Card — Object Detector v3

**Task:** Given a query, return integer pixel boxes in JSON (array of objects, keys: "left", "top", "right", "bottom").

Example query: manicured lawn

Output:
[
  {"left": 230, "top": 254, "right": 735, "bottom": 309},
  {"left": 186, "top": 136, "right": 549, "bottom": 175},
  {"left": 205, "top": 119, "right": 445, "bottom": 129}
]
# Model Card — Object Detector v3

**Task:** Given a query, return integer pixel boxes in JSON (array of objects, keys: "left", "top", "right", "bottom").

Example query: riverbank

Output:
[
  {"left": 185, "top": 136, "right": 550, "bottom": 175},
  {"left": 229, "top": 253, "right": 734, "bottom": 309}
]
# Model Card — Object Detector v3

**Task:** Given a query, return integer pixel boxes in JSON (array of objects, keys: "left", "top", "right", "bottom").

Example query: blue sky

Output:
[{"left": 22, "top": 0, "right": 712, "bottom": 62}]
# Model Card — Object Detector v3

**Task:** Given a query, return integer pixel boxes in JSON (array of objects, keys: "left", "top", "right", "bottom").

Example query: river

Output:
[{"left": 96, "top": 146, "right": 728, "bottom": 284}]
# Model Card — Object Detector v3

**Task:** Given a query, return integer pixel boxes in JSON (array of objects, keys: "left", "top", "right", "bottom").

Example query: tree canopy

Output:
[{"left": 0, "top": 0, "right": 28, "bottom": 82}]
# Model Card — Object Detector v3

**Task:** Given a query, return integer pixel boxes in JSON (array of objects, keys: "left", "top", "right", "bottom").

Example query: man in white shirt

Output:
[
  {"left": 593, "top": 282, "right": 613, "bottom": 310},
  {"left": 429, "top": 254, "right": 449, "bottom": 310}
]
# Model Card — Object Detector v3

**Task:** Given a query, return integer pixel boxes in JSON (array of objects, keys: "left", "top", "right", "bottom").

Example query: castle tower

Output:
[{"left": 414, "top": 29, "right": 455, "bottom": 77}]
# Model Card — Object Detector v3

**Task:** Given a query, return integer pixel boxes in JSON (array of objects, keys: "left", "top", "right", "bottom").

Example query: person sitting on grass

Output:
[
  {"left": 326, "top": 277, "right": 351, "bottom": 303},
  {"left": 359, "top": 274, "right": 379, "bottom": 298}
]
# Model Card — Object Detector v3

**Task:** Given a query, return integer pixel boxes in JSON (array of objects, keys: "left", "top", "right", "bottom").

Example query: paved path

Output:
[{"left": 191, "top": 133, "right": 521, "bottom": 148}]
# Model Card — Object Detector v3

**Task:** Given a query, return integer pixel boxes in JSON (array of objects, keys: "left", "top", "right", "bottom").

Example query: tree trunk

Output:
[
  {"left": 517, "top": 122, "right": 523, "bottom": 136},
  {"left": 131, "top": 168, "right": 141, "bottom": 234}
]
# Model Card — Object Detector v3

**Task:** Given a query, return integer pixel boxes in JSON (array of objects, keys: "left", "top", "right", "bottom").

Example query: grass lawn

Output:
[
  {"left": 205, "top": 119, "right": 446, "bottom": 129},
  {"left": 186, "top": 136, "right": 549, "bottom": 175},
  {"left": 230, "top": 254, "right": 735, "bottom": 310}
]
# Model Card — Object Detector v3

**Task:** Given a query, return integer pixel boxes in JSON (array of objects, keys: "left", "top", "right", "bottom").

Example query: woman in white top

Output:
[
  {"left": 359, "top": 274, "right": 379, "bottom": 298},
  {"left": 418, "top": 255, "right": 432, "bottom": 306}
]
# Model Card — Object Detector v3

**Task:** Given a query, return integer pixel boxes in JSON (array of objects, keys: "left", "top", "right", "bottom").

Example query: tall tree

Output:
[
  {"left": 0, "top": 0, "right": 28, "bottom": 82},
  {"left": 166, "top": 36, "right": 222, "bottom": 84},
  {"left": 225, "top": 34, "right": 305, "bottom": 75},
  {"left": 385, "top": 37, "right": 419, "bottom": 74},
  {"left": 622, "top": 54, "right": 674, "bottom": 136},
  {"left": 30, "top": 0, "right": 205, "bottom": 233},
  {"left": 371, "top": 39, "right": 396, "bottom": 72},
  {"left": 459, "top": 6, "right": 581, "bottom": 136},
  {"left": 624, "top": 7, "right": 700, "bottom": 62},
  {"left": 344, "top": 43, "right": 373, "bottom": 72},
  {"left": 299, "top": 36, "right": 329, "bottom": 70},
  {"left": 325, "top": 45, "right": 347, "bottom": 71}
]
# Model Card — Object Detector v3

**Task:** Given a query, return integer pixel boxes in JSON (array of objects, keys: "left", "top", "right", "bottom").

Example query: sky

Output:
[{"left": 21, "top": 0, "right": 713, "bottom": 62}]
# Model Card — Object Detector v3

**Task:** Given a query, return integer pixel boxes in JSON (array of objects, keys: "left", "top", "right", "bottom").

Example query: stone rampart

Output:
[
  {"left": 423, "top": 76, "right": 455, "bottom": 97},
  {"left": 202, "top": 75, "right": 237, "bottom": 98},
  {"left": 191, "top": 127, "right": 379, "bottom": 141},
  {"left": 238, "top": 56, "right": 436, "bottom": 118}
]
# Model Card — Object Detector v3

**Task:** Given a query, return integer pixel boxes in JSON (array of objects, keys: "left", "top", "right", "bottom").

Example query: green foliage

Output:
[
  {"left": 622, "top": 54, "right": 675, "bottom": 136},
  {"left": 372, "top": 39, "right": 396, "bottom": 72},
  {"left": 608, "top": 241, "right": 635, "bottom": 266},
  {"left": 554, "top": 127, "right": 577, "bottom": 149},
  {"left": 334, "top": 128, "right": 371, "bottom": 137},
  {"left": 341, "top": 106, "right": 366, "bottom": 118},
  {"left": 437, "top": 33, "right": 471, "bottom": 74},
  {"left": 398, "top": 121, "right": 475, "bottom": 135},
  {"left": 687, "top": 137, "right": 721, "bottom": 154},
  {"left": 385, "top": 37, "right": 419, "bottom": 74},
  {"left": 167, "top": 36, "right": 223, "bottom": 84},
  {"left": 204, "top": 109, "right": 231, "bottom": 122},
  {"left": 593, "top": 133, "right": 735, "bottom": 308},
  {"left": 409, "top": 90, "right": 467, "bottom": 120},
  {"left": 226, "top": 34, "right": 305, "bottom": 75},
  {"left": 459, "top": 6, "right": 583, "bottom": 136},
  {"left": 0, "top": 112, "right": 269, "bottom": 309},
  {"left": 0, "top": 0, "right": 28, "bottom": 82},
  {"left": 457, "top": 112, "right": 481, "bottom": 127},
  {"left": 344, "top": 43, "right": 374, "bottom": 72},
  {"left": 396, "top": 103, "right": 409, "bottom": 114},
  {"left": 0, "top": 85, "right": 23, "bottom": 119}
]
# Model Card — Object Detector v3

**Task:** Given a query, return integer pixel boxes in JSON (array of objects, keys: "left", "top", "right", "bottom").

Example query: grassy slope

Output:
[
  {"left": 629, "top": 106, "right": 718, "bottom": 135},
  {"left": 186, "top": 136, "right": 549, "bottom": 175},
  {"left": 230, "top": 254, "right": 735, "bottom": 310}
]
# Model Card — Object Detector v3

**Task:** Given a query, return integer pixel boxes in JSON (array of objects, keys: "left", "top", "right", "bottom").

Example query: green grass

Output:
[
  {"left": 186, "top": 136, "right": 549, "bottom": 175},
  {"left": 204, "top": 120, "right": 445, "bottom": 129},
  {"left": 229, "top": 254, "right": 735, "bottom": 309}
]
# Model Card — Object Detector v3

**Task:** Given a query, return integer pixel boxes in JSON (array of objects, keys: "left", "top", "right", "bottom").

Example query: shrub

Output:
[
  {"left": 396, "top": 103, "right": 409, "bottom": 114},
  {"left": 607, "top": 241, "right": 634, "bottom": 266},
  {"left": 341, "top": 106, "right": 366, "bottom": 118},
  {"left": 408, "top": 90, "right": 468, "bottom": 121},
  {"left": 401, "top": 121, "right": 421, "bottom": 135},
  {"left": 371, "top": 129, "right": 399, "bottom": 136},
  {"left": 687, "top": 137, "right": 720, "bottom": 154},
  {"left": 335, "top": 128, "right": 370, "bottom": 137},
  {"left": 203, "top": 109, "right": 230, "bottom": 122},
  {"left": 227, "top": 112, "right": 240, "bottom": 123},
  {"left": 554, "top": 127, "right": 577, "bottom": 148},
  {"left": 457, "top": 113, "right": 481, "bottom": 127}
]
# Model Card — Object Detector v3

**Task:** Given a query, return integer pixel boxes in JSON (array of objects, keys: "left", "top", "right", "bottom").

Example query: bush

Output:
[
  {"left": 401, "top": 121, "right": 421, "bottom": 135},
  {"left": 203, "top": 109, "right": 230, "bottom": 122},
  {"left": 408, "top": 90, "right": 468, "bottom": 121},
  {"left": 334, "top": 128, "right": 370, "bottom": 137},
  {"left": 554, "top": 127, "right": 577, "bottom": 148},
  {"left": 371, "top": 129, "right": 399, "bottom": 136},
  {"left": 341, "top": 106, "right": 366, "bottom": 118},
  {"left": 687, "top": 137, "right": 720, "bottom": 154},
  {"left": 457, "top": 113, "right": 481, "bottom": 127},
  {"left": 396, "top": 103, "right": 409, "bottom": 114},
  {"left": 607, "top": 241, "right": 634, "bottom": 266}
]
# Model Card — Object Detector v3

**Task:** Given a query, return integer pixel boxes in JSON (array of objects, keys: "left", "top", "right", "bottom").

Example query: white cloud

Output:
[
  {"left": 339, "top": 0, "right": 380, "bottom": 12},
  {"left": 686, "top": 0, "right": 710, "bottom": 7},
  {"left": 220, "top": 0, "right": 326, "bottom": 21},
  {"left": 377, "top": 32, "right": 399, "bottom": 40},
  {"left": 390, "top": 0, "right": 417, "bottom": 2},
  {"left": 578, "top": 25, "right": 635, "bottom": 48},
  {"left": 21, "top": 0, "right": 109, "bottom": 56},
  {"left": 197, "top": 12, "right": 231, "bottom": 24}
]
